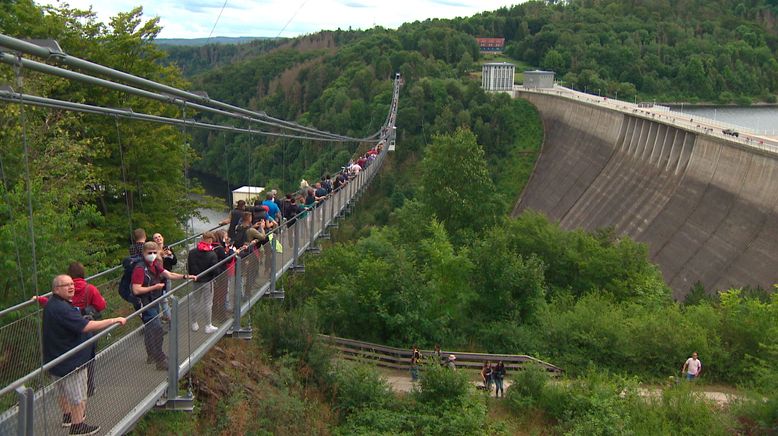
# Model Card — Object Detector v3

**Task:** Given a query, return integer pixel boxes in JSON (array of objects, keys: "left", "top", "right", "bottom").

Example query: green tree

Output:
[{"left": 419, "top": 128, "right": 500, "bottom": 237}]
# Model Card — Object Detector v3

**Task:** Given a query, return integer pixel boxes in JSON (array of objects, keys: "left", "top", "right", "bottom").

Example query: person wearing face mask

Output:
[{"left": 131, "top": 242, "right": 195, "bottom": 370}]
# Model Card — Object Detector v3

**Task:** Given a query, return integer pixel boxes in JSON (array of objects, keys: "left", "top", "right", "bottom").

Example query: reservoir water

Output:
[
  {"left": 189, "top": 170, "right": 231, "bottom": 235},
  {"left": 673, "top": 106, "right": 778, "bottom": 136}
]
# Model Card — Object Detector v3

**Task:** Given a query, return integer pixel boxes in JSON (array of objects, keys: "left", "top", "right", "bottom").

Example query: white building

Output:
[
  {"left": 523, "top": 70, "right": 555, "bottom": 89},
  {"left": 231, "top": 186, "right": 264, "bottom": 206},
  {"left": 482, "top": 62, "right": 515, "bottom": 91}
]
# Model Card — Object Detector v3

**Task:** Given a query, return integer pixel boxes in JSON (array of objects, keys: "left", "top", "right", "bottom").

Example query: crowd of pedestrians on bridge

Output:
[{"left": 30, "top": 139, "right": 384, "bottom": 435}]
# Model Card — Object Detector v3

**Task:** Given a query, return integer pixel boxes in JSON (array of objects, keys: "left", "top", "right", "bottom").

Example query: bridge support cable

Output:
[
  {"left": 0, "top": 51, "right": 351, "bottom": 141},
  {"left": 0, "top": 35, "right": 379, "bottom": 142},
  {"left": 114, "top": 116, "right": 135, "bottom": 243},
  {"left": 0, "top": 88, "right": 354, "bottom": 142}
]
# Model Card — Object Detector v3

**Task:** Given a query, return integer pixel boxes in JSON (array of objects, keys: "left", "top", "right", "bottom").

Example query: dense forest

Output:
[{"left": 451, "top": 0, "right": 778, "bottom": 102}]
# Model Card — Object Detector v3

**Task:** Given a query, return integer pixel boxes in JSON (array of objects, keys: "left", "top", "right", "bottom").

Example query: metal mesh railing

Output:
[{"left": 0, "top": 139, "right": 391, "bottom": 435}]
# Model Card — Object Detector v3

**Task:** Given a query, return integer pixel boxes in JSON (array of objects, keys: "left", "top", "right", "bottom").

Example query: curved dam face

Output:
[{"left": 513, "top": 91, "right": 778, "bottom": 298}]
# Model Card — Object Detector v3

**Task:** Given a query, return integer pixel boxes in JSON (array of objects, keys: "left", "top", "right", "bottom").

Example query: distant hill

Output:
[{"left": 155, "top": 36, "right": 276, "bottom": 46}]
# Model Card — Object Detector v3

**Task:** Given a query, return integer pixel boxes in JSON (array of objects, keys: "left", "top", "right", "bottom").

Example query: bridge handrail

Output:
[
  {"left": 0, "top": 223, "right": 229, "bottom": 319},
  {"left": 0, "top": 278, "right": 193, "bottom": 397}
]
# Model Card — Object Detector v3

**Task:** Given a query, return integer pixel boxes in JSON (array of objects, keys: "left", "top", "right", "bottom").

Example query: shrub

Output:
[
  {"left": 626, "top": 384, "right": 732, "bottom": 435},
  {"left": 731, "top": 393, "right": 778, "bottom": 435},
  {"left": 328, "top": 361, "right": 393, "bottom": 418},
  {"left": 253, "top": 306, "right": 333, "bottom": 387},
  {"left": 336, "top": 407, "right": 413, "bottom": 436},
  {"left": 415, "top": 362, "right": 472, "bottom": 406},
  {"left": 507, "top": 370, "right": 732, "bottom": 435},
  {"left": 505, "top": 364, "right": 550, "bottom": 412}
]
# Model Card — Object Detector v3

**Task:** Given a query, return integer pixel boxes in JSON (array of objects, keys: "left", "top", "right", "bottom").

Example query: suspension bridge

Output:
[{"left": 0, "top": 33, "right": 399, "bottom": 435}]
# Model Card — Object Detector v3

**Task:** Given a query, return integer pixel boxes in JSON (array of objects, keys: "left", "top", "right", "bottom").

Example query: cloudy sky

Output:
[{"left": 40, "top": 0, "right": 520, "bottom": 39}]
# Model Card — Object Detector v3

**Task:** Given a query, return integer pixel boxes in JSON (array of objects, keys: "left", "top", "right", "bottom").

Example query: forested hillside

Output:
[
  {"left": 451, "top": 0, "right": 778, "bottom": 102},
  {"left": 179, "top": 24, "right": 535, "bottom": 213}
]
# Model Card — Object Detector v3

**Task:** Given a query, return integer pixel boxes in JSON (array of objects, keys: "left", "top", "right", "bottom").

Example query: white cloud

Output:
[{"left": 39, "top": 0, "right": 522, "bottom": 38}]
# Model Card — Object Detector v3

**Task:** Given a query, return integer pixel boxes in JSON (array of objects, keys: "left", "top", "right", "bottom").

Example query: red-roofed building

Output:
[{"left": 476, "top": 37, "right": 505, "bottom": 53}]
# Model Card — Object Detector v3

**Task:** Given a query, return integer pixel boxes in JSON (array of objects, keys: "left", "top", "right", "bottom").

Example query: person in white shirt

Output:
[{"left": 682, "top": 352, "right": 702, "bottom": 381}]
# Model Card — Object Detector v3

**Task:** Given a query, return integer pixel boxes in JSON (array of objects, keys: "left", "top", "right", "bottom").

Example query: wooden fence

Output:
[{"left": 319, "top": 334, "right": 562, "bottom": 374}]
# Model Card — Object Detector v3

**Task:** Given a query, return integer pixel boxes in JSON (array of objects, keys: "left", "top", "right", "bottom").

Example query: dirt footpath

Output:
[{"left": 381, "top": 369, "right": 734, "bottom": 405}]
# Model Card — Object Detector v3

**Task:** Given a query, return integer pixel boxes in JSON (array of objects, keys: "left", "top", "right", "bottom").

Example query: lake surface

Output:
[
  {"left": 672, "top": 106, "right": 778, "bottom": 136},
  {"left": 189, "top": 170, "right": 230, "bottom": 235}
]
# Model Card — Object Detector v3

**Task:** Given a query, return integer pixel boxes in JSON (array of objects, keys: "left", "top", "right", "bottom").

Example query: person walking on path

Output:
[
  {"left": 682, "top": 352, "right": 702, "bottom": 381},
  {"left": 493, "top": 361, "right": 506, "bottom": 398},
  {"left": 446, "top": 354, "right": 457, "bottom": 370},
  {"left": 410, "top": 345, "right": 421, "bottom": 382},
  {"left": 480, "top": 361, "right": 493, "bottom": 391},
  {"left": 132, "top": 242, "right": 195, "bottom": 370}
]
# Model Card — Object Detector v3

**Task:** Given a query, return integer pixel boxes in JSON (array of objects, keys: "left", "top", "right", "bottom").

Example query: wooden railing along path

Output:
[{"left": 319, "top": 334, "right": 562, "bottom": 374}]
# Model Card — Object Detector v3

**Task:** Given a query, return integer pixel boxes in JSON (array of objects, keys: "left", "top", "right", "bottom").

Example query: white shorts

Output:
[{"left": 53, "top": 368, "right": 87, "bottom": 405}]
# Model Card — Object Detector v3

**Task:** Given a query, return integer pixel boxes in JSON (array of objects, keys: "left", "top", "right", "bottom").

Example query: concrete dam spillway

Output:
[{"left": 513, "top": 89, "right": 778, "bottom": 298}]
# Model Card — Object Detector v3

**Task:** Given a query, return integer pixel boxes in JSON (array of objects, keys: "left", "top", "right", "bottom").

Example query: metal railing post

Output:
[
  {"left": 227, "top": 259, "right": 252, "bottom": 339},
  {"left": 327, "top": 192, "right": 337, "bottom": 228},
  {"left": 320, "top": 198, "right": 331, "bottom": 240},
  {"left": 164, "top": 296, "right": 193, "bottom": 411},
  {"left": 291, "top": 218, "right": 304, "bottom": 272},
  {"left": 267, "top": 234, "right": 284, "bottom": 299},
  {"left": 15, "top": 386, "right": 32, "bottom": 436},
  {"left": 307, "top": 205, "right": 320, "bottom": 253}
]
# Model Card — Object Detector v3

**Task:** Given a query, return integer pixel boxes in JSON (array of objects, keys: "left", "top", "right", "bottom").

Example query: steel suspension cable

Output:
[
  {"left": 0, "top": 35, "right": 390, "bottom": 141},
  {"left": 0, "top": 89, "right": 358, "bottom": 141},
  {"left": 13, "top": 55, "right": 39, "bottom": 301},
  {"left": 180, "top": 101, "right": 195, "bottom": 397},
  {"left": 0, "top": 49, "right": 364, "bottom": 141},
  {"left": 114, "top": 116, "right": 134, "bottom": 242},
  {"left": 14, "top": 51, "right": 50, "bottom": 435},
  {"left": 224, "top": 132, "right": 231, "bottom": 208}
]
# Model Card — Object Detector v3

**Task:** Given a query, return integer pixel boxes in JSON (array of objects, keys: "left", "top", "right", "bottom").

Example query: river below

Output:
[{"left": 189, "top": 170, "right": 231, "bottom": 235}]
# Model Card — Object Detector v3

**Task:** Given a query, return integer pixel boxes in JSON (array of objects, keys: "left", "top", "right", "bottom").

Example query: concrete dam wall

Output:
[{"left": 513, "top": 91, "right": 778, "bottom": 298}]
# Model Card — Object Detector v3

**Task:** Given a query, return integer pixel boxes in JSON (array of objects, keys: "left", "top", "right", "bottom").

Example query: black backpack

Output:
[
  {"left": 233, "top": 224, "right": 249, "bottom": 248},
  {"left": 118, "top": 256, "right": 149, "bottom": 307}
]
